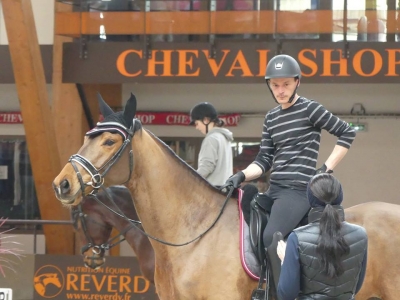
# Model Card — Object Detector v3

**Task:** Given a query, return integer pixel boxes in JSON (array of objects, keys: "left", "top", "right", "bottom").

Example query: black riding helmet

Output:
[
  {"left": 189, "top": 102, "right": 220, "bottom": 134},
  {"left": 265, "top": 54, "right": 301, "bottom": 104},
  {"left": 189, "top": 102, "right": 218, "bottom": 125}
]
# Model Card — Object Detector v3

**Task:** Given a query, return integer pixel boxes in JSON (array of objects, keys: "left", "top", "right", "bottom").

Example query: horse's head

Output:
[
  {"left": 72, "top": 196, "right": 113, "bottom": 269},
  {"left": 52, "top": 93, "right": 140, "bottom": 206}
]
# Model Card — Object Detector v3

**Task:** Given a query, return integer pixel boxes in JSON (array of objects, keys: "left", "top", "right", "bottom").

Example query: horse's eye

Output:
[{"left": 103, "top": 139, "right": 115, "bottom": 146}]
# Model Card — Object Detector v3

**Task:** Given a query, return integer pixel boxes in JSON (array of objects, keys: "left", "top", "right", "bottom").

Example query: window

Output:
[
  {"left": 0, "top": 139, "right": 40, "bottom": 220},
  {"left": 332, "top": 0, "right": 388, "bottom": 41},
  {"left": 275, "top": 0, "right": 319, "bottom": 40}
]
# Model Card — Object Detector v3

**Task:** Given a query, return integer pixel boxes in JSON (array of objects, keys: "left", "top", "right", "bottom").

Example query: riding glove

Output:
[
  {"left": 316, "top": 164, "right": 333, "bottom": 174},
  {"left": 225, "top": 171, "right": 246, "bottom": 188}
]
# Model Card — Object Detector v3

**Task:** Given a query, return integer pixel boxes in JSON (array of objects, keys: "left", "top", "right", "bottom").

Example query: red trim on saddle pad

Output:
[{"left": 238, "top": 188, "right": 261, "bottom": 281}]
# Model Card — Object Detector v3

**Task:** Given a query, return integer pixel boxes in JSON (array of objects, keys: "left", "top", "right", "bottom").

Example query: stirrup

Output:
[
  {"left": 251, "top": 264, "right": 268, "bottom": 300},
  {"left": 251, "top": 263, "right": 274, "bottom": 300}
]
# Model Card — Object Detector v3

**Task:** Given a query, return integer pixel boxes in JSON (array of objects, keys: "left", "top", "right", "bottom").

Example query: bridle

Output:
[
  {"left": 69, "top": 121, "right": 138, "bottom": 196},
  {"left": 68, "top": 119, "right": 236, "bottom": 247}
]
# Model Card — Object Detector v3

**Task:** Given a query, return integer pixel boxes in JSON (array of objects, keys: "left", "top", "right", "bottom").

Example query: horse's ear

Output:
[
  {"left": 97, "top": 93, "right": 114, "bottom": 118},
  {"left": 123, "top": 93, "right": 137, "bottom": 127}
]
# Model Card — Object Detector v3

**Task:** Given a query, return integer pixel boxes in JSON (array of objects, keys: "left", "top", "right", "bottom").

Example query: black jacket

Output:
[{"left": 294, "top": 206, "right": 368, "bottom": 300}]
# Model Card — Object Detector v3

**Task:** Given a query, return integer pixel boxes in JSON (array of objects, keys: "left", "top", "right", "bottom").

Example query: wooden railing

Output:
[{"left": 55, "top": 10, "right": 399, "bottom": 37}]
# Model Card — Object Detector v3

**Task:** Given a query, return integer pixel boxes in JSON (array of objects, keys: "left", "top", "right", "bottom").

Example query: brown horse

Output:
[
  {"left": 345, "top": 202, "right": 400, "bottom": 300},
  {"left": 72, "top": 185, "right": 155, "bottom": 284},
  {"left": 53, "top": 93, "right": 398, "bottom": 300}
]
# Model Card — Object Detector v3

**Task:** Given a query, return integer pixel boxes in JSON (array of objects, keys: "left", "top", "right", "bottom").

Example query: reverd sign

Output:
[{"left": 33, "top": 255, "right": 157, "bottom": 300}]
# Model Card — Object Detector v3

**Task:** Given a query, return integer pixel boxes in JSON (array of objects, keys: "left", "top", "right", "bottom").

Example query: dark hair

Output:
[
  {"left": 214, "top": 119, "right": 225, "bottom": 127},
  {"left": 308, "top": 174, "right": 350, "bottom": 278}
]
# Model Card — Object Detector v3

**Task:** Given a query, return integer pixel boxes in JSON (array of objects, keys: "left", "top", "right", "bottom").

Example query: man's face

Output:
[{"left": 268, "top": 77, "right": 299, "bottom": 105}]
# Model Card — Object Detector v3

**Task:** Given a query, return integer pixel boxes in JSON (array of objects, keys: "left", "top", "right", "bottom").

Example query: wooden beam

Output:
[
  {"left": 109, "top": 228, "right": 121, "bottom": 256},
  {"left": 52, "top": 2, "right": 87, "bottom": 164},
  {"left": 82, "top": 84, "right": 122, "bottom": 112},
  {"left": 52, "top": 2, "right": 88, "bottom": 255},
  {"left": 2, "top": 0, "right": 74, "bottom": 254}
]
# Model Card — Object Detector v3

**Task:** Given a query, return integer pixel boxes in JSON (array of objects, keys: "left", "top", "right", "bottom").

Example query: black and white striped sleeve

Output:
[
  {"left": 307, "top": 101, "right": 356, "bottom": 149},
  {"left": 253, "top": 116, "right": 274, "bottom": 173}
]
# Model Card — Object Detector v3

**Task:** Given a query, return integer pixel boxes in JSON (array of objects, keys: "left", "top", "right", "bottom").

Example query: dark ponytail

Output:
[
  {"left": 214, "top": 118, "right": 225, "bottom": 127},
  {"left": 309, "top": 174, "right": 350, "bottom": 278}
]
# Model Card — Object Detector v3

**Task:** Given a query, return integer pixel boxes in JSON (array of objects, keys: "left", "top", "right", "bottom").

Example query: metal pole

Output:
[
  {"left": 34, "top": 224, "right": 37, "bottom": 254},
  {"left": 2, "top": 220, "right": 73, "bottom": 225},
  {"left": 342, "top": 0, "right": 349, "bottom": 58}
]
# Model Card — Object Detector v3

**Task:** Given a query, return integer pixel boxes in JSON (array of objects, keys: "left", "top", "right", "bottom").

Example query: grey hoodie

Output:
[{"left": 197, "top": 127, "right": 234, "bottom": 186}]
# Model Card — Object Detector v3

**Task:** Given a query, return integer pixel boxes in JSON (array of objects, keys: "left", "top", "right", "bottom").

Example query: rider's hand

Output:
[
  {"left": 223, "top": 171, "right": 246, "bottom": 189},
  {"left": 316, "top": 164, "right": 333, "bottom": 175}
]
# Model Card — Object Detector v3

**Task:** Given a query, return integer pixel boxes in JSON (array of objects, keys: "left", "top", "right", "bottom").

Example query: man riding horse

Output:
[{"left": 223, "top": 54, "right": 357, "bottom": 294}]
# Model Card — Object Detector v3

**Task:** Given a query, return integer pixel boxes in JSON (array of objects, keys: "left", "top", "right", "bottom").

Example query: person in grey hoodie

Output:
[{"left": 189, "top": 102, "right": 234, "bottom": 186}]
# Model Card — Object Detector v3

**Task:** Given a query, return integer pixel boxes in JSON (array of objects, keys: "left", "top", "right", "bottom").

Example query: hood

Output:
[{"left": 208, "top": 127, "right": 234, "bottom": 142}]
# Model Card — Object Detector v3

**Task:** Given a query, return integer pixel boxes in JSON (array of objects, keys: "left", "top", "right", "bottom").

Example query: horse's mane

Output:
[{"left": 143, "top": 128, "right": 221, "bottom": 192}]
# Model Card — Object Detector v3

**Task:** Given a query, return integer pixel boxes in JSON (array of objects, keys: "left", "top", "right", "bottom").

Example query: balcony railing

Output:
[
  {"left": 55, "top": 10, "right": 399, "bottom": 37},
  {"left": 55, "top": 0, "right": 399, "bottom": 41}
]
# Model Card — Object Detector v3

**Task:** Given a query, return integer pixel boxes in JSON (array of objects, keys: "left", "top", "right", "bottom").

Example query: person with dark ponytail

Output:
[
  {"left": 276, "top": 173, "right": 368, "bottom": 300},
  {"left": 189, "top": 102, "right": 234, "bottom": 186}
]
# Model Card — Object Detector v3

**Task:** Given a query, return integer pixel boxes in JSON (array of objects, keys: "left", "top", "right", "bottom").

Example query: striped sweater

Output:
[{"left": 254, "top": 97, "right": 356, "bottom": 189}]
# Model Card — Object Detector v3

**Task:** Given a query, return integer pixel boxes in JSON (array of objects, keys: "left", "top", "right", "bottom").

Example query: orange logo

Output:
[{"left": 34, "top": 265, "right": 65, "bottom": 298}]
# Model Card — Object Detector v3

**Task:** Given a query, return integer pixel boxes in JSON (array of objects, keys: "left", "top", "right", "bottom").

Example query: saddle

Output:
[
  {"left": 242, "top": 188, "right": 309, "bottom": 266},
  {"left": 240, "top": 186, "right": 309, "bottom": 300},
  {"left": 249, "top": 193, "right": 273, "bottom": 265}
]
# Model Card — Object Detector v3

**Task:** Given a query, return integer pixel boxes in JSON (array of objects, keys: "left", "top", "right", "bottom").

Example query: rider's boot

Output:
[{"left": 265, "top": 231, "right": 284, "bottom": 299}]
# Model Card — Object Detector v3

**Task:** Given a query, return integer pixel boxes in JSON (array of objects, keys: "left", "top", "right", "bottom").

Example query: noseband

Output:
[{"left": 69, "top": 121, "right": 140, "bottom": 196}]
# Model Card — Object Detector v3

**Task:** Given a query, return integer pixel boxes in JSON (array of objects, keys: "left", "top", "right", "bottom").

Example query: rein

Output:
[
  {"left": 99, "top": 185, "right": 236, "bottom": 247},
  {"left": 73, "top": 199, "right": 138, "bottom": 255},
  {"left": 69, "top": 119, "right": 235, "bottom": 247}
]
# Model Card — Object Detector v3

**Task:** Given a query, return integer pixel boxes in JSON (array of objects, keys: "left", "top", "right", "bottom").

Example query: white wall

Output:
[
  {"left": 123, "top": 83, "right": 400, "bottom": 115},
  {"left": 0, "top": 0, "right": 54, "bottom": 45},
  {"left": 2, "top": 82, "right": 399, "bottom": 138},
  {"left": 0, "top": 84, "right": 53, "bottom": 136},
  {"left": 1, "top": 233, "right": 45, "bottom": 254},
  {"left": 318, "top": 119, "right": 400, "bottom": 208}
]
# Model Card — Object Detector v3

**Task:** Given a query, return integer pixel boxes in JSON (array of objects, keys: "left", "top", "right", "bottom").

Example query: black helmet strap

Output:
[
  {"left": 288, "top": 79, "right": 300, "bottom": 103},
  {"left": 202, "top": 119, "right": 212, "bottom": 134}
]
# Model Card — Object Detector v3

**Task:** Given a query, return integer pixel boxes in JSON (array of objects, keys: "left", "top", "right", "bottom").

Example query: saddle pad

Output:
[{"left": 237, "top": 188, "right": 262, "bottom": 280}]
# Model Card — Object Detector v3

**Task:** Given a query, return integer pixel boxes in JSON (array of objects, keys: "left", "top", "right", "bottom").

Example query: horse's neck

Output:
[{"left": 128, "top": 131, "right": 224, "bottom": 239}]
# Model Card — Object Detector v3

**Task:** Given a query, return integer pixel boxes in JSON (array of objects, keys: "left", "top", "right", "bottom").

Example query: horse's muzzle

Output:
[{"left": 52, "top": 181, "right": 79, "bottom": 205}]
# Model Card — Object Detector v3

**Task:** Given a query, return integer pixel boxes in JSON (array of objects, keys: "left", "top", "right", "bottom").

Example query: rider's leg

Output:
[
  {"left": 262, "top": 186, "right": 310, "bottom": 296},
  {"left": 262, "top": 186, "right": 310, "bottom": 247}
]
